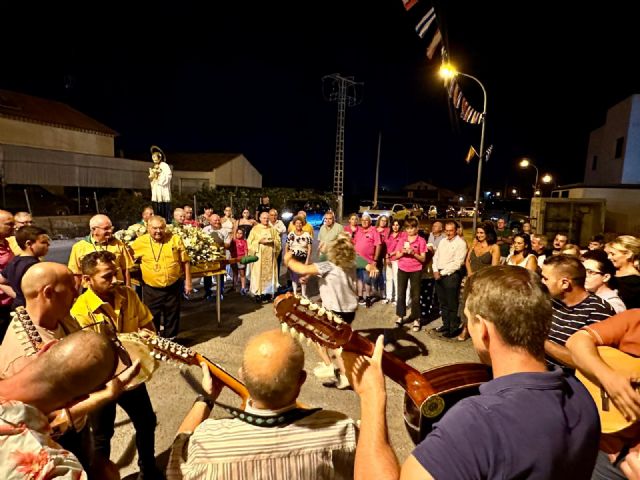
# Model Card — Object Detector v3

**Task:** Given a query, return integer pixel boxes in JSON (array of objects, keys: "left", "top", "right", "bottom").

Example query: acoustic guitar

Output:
[
  {"left": 575, "top": 346, "right": 640, "bottom": 434},
  {"left": 273, "top": 292, "right": 491, "bottom": 443}
]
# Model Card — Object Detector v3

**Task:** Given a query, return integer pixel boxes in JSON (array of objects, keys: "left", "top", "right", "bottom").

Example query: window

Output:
[
  {"left": 615, "top": 137, "right": 625, "bottom": 159},
  {"left": 592, "top": 155, "right": 598, "bottom": 171},
  {"left": 561, "top": 190, "right": 569, "bottom": 198}
]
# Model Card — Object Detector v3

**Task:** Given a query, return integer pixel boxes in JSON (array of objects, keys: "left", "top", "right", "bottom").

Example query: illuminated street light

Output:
[
  {"left": 439, "top": 64, "right": 487, "bottom": 231},
  {"left": 542, "top": 173, "right": 553, "bottom": 184}
]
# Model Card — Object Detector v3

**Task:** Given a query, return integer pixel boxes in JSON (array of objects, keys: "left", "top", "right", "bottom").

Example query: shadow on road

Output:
[{"left": 355, "top": 327, "right": 429, "bottom": 362}]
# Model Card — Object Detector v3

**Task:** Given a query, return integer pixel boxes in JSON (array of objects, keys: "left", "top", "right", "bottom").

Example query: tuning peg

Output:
[
  {"left": 306, "top": 337, "right": 312, "bottom": 346},
  {"left": 289, "top": 328, "right": 297, "bottom": 338},
  {"left": 335, "top": 347, "right": 343, "bottom": 355},
  {"left": 317, "top": 307, "right": 326, "bottom": 316},
  {"left": 334, "top": 316, "right": 344, "bottom": 324},
  {"left": 309, "top": 303, "right": 318, "bottom": 311},
  {"left": 298, "top": 331, "right": 305, "bottom": 342},
  {"left": 281, "top": 323, "right": 289, "bottom": 333},
  {"left": 299, "top": 297, "right": 310, "bottom": 306}
]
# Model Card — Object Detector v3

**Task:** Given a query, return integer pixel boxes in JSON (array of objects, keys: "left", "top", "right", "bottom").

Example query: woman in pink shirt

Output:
[
  {"left": 375, "top": 216, "right": 391, "bottom": 299},
  {"left": 344, "top": 213, "right": 359, "bottom": 243},
  {"left": 383, "top": 219, "right": 402, "bottom": 304},
  {"left": 393, "top": 217, "right": 427, "bottom": 331}
]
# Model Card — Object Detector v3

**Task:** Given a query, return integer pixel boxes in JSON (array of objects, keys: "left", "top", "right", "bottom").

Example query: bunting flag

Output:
[
  {"left": 465, "top": 145, "right": 478, "bottom": 164},
  {"left": 484, "top": 145, "right": 494, "bottom": 162},
  {"left": 426, "top": 28, "right": 442, "bottom": 60},
  {"left": 402, "top": 0, "right": 419, "bottom": 11},
  {"left": 415, "top": 7, "right": 436, "bottom": 39}
]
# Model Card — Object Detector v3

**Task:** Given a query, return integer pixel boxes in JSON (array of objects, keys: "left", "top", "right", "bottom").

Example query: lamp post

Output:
[
  {"left": 519, "top": 158, "right": 553, "bottom": 197},
  {"left": 440, "top": 65, "right": 487, "bottom": 232}
]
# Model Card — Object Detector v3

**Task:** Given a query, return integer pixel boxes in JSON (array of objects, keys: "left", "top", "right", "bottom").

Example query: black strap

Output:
[{"left": 215, "top": 401, "right": 321, "bottom": 428}]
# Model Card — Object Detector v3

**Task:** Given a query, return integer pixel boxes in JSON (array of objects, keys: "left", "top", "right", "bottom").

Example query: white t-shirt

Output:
[{"left": 316, "top": 261, "right": 358, "bottom": 313}]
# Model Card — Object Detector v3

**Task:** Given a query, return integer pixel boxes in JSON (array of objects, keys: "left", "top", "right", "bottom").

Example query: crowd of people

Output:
[{"left": 0, "top": 202, "right": 640, "bottom": 479}]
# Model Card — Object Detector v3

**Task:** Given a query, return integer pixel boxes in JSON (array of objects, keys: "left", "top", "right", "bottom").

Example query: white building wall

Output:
[
  {"left": 567, "top": 187, "right": 640, "bottom": 234},
  {"left": 623, "top": 96, "right": 640, "bottom": 183}
]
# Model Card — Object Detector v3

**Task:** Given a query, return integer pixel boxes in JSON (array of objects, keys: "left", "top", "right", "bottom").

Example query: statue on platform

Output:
[{"left": 149, "top": 145, "right": 172, "bottom": 221}]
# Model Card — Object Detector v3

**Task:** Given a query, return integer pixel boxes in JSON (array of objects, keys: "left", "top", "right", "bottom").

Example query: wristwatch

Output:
[{"left": 194, "top": 394, "right": 215, "bottom": 410}]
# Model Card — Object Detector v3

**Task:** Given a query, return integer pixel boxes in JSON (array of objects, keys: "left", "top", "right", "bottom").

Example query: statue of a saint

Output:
[{"left": 149, "top": 145, "right": 172, "bottom": 220}]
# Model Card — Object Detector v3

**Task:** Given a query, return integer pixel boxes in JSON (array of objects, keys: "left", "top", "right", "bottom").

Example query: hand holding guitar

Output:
[
  {"left": 200, "top": 361, "right": 224, "bottom": 400},
  {"left": 600, "top": 370, "right": 640, "bottom": 422},
  {"left": 342, "top": 335, "right": 386, "bottom": 399}
]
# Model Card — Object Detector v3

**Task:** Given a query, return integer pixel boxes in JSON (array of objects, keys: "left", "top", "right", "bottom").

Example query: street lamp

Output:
[
  {"left": 519, "top": 158, "right": 553, "bottom": 196},
  {"left": 440, "top": 64, "right": 487, "bottom": 232}
]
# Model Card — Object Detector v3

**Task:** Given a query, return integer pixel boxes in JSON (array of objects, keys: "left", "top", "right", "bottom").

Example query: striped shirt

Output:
[
  {"left": 547, "top": 293, "right": 614, "bottom": 367},
  {"left": 167, "top": 406, "right": 357, "bottom": 480}
]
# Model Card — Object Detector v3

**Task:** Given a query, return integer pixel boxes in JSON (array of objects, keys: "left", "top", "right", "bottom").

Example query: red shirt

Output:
[{"left": 0, "top": 240, "right": 15, "bottom": 306}]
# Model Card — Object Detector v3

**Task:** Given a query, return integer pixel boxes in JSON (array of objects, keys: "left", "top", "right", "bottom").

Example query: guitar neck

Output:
[
  {"left": 195, "top": 352, "right": 250, "bottom": 402},
  {"left": 343, "top": 331, "right": 435, "bottom": 407}
]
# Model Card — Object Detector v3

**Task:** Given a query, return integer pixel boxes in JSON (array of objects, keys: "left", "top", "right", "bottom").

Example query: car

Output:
[
  {"left": 359, "top": 202, "right": 411, "bottom": 222},
  {"left": 0, "top": 184, "right": 76, "bottom": 216},
  {"left": 280, "top": 199, "right": 330, "bottom": 229},
  {"left": 427, "top": 205, "right": 438, "bottom": 219},
  {"left": 409, "top": 203, "right": 424, "bottom": 219},
  {"left": 458, "top": 206, "right": 476, "bottom": 217},
  {"left": 445, "top": 206, "right": 457, "bottom": 218}
]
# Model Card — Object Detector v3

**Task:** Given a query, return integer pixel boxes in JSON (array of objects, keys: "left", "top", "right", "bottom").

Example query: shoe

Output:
[
  {"left": 391, "top": 301, "right": 397, "bottom": 306},
  {"left": 240, "top": 288, "right": 247, "bottom": 296},
  {"left": 365, "top": 297, "right": 373, "bottom": 308},
  {"left": 204, "top": 294, "right": 215, "bottom": 302},
  {"left": 435, "top": 326, "right": 448, "bottom": 333},
  {"left": 358, "top": 296, "right": 366, "bottom": 306},
  {"left": 323, "top": 374, "right": 351, "bottom": 390},
  {"left": 395, "top": 317, "right": 404, "bottom": 327},
  {"left": 412, "top": 320, "right": 421, "bottom": 332},
  {"left": 382, "top": 298, "right": 389, "bottom": 304},
  {"left": 313, "top": 363, "right": 336, "bottom": 378},
  {"left": 442, "top": 328, "right": 462, "bottom": 338}
]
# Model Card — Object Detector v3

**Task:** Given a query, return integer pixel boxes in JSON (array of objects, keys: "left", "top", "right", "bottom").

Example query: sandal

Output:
[
  {"left": 412, "top": 321, "right": 421, "bottom": 332},
  {"left": 395, "top": 317, "right": 404, "bottom": 327},
  {"left": 457, "top": 327, "right": 470, "bottom": 341}
]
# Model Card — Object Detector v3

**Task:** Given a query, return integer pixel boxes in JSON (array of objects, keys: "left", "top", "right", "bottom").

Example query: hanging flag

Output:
[
  {"left": 402, "top": 0, "right": 419, "bottom": 11},
  {"left": 415, "top": 7, "right": 436, "bottom": 38},
  {"left": 426, "top": 28, "right": 442, "bottom": 60},
  {"left": 465, "top": 145, "right": 478, "bottom": 163},
  {"left": 484, "top": 145, "right": 494, "bottom": 162}
]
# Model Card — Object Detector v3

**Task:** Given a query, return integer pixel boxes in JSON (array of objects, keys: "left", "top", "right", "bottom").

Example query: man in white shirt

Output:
[{"left": 432, "top": 221, "right": 467, "bottom": 337}]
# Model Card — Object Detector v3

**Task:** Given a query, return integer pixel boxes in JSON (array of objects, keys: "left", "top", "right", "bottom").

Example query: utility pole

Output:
[
  {"left": 322, "top": 74, "right": 362, "bottom": 222},
  {"left": 373, "top": 131, "right": 381, "bottom": 207}
]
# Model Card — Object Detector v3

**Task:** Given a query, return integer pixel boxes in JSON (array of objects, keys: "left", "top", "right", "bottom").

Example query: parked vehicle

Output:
[
  {"left": 427, "top": 205, "right": 438, "bottom": 219},
  {"left": 445, "top": 206, "right": 457, "bottom": 218},
  {"left": 280, "top": 199, "right": 330, "bottom": 229},
  {"left": 359, "top": 202, "right": 411, "bottom": 222},
  {"left": 458, "top": 206, "right": 476, "bottom": 217},
  {"left": 409, "top": 203, "right": 425, "bottom": 219}
]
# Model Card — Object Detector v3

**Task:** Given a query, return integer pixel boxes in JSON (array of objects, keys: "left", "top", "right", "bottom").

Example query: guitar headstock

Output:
[
  {"left": 11, "top": 307, "right": 43, "bottom": 356},
  {"left": 273, "top": 292, "right": 353, "bottom": 349},
  {"left": 143, "top": 335, "right": 197, "bottom": 367}
]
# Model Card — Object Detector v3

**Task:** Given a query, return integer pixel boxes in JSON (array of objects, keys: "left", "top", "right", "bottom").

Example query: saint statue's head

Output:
[{"left": 150, "top": 145, "right": 165, "bottom": 164}]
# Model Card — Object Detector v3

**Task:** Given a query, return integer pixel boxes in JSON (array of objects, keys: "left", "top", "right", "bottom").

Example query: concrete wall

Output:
[
  {"left": 623, "top": 96, "right": 640, "bottom": 183},
  {"left": 213, "top": 155, "right": 262, "bottom": 188},
  {"left": 0, "top": 117, "right": 114, "bottom": 156},
  {"left": 567, "top": 187, "right": 640, "bottom": 235},
  {"left": 584, "top": 97, "right": 631, "bottom": 185},
  {"left": 0, "top": 143, "right": 150, "bottom": 188}
]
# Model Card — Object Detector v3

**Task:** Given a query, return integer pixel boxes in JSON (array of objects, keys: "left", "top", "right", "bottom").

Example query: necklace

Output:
[{"left": 149, "top": 236, "right": 165, "bottom": 272}]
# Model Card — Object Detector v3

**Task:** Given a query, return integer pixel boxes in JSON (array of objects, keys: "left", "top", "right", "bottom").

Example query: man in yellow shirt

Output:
[
  {"left": 71, "top": 250, "right": 161, "bottom": 479},
  {"left": 7, "top": 211, "right": 33, "bottom": 255},
  {"left": 131, "top": 215, "right": 191, "bottom": 340},
  {"left": 68, "top": 214, "right": 133, "bottom": 289},
  {"left": 287, "top": 210, "right": 314, "bottom": 235}
]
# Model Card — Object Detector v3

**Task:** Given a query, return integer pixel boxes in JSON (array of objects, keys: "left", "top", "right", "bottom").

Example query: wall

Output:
[
  {"left": 622, "top": 95, "right": 640, "bottom": 183},
  {"left": 33, "top": 214, "right": 92, "bottom": 239},
  {"left": 213, "top": 155, "right": 262, "bottom": 188},
  {"left": 0, "top": 117, "right": 114, "bottom": 156}
]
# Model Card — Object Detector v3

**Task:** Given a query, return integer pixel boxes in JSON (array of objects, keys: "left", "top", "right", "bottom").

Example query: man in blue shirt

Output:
[{"left": 344, "top": 265, "right": 600, "bottom": 479}]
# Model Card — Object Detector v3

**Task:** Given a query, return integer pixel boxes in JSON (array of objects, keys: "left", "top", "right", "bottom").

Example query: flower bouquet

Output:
[
  {"left": 167, "top": 224, "right": 226, "bottom": 275},
  {"left": 114, "top": 223, "right": 147, "bottom": 244}
]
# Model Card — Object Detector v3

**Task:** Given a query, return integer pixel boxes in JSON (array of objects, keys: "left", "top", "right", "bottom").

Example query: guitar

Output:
[
  {"left": 575, "top": 346, "right": 640, "bottom": 434},
  {"left": 140, "top": 335, "right": 250, "bottom": 407},
  {"left": 273, "top": 292, "right": 491, "bottom": 443}
]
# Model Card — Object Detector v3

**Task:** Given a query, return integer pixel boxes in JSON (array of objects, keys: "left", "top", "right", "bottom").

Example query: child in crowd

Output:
[
  {"left": 0, "top": 226, "right": 50, "bottom": 307},
  {"left": 230, "top": 229, "right": 249, "bottom": 294}
]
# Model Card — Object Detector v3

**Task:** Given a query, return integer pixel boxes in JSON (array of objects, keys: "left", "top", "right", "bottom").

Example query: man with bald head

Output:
[
  {"left": 167, "top": 329, "right": 357, "bottom": 480},
  {"left": 0, "top": 329, "right": 140, "bottom": 479},
  {"left": 0, "top": 262, "right": 80, "bottom": 378},
  {"left": 173, "top": 208, "right": 186, "bottom": 227},
  {"left": 68, "top": 213, "right": 133, "bottom": 289},
  {"left": 0, "top": 210, "right": 14, "bottom": 341}
]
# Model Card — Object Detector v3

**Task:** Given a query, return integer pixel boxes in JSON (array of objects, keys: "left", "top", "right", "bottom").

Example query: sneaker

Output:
[
  {"left": 395, "top": 317, "right": 404, "bottom": 327},
  {"left": 313, "top": 363, "right": 336, "bottom": 378},
  {"left": 412, "top": 320, "right": 421, "bottom": 332},
  {"left": 323, "top": 374, "right": 351, "bottom": 390},
  {"left": 391, "top": 301, "right": 397, "bottom": 306},
  {"left": 381, "top": 298, "right": 389, "bottom": 304},
  {"left": 358, "top": 296, "right": 366, "bottom": 306}
]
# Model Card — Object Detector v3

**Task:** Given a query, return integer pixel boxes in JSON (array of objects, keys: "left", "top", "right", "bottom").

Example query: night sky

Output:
[{"left": 2, "top": 2, "right": 638, "bottom": 201}]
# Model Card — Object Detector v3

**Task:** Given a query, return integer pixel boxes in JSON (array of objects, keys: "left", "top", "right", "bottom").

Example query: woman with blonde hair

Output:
[
  {"left": 605, "top": 235, "right": 640, "bottom": 309},
  {"left": 284, "top": 232, "right": 357, "bottom": 390}
]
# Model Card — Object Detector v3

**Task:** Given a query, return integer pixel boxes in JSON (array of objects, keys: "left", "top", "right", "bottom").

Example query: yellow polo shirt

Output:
[
  {"left": 71, "top": 285, "right": 153, "bottom": 334},
  {"left": 7, "top": 236, "right": 20, "bottom": 256},
  {"left": 68, "top": 236, "right": 133, "bottom": 282},
  {"left": 131, "top": 233, "right": 189, "bottom": 288}
]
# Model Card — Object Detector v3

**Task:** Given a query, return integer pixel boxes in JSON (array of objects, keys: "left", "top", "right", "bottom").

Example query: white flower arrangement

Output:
[
  {"left": 114, "top": 223, "right": 147, "bottom": 244},
  {"left": 167, "top": 224, "right": 225, "bottom": 265}
]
